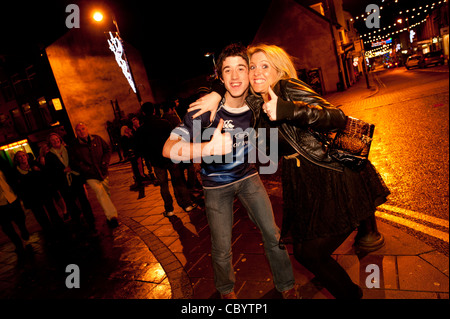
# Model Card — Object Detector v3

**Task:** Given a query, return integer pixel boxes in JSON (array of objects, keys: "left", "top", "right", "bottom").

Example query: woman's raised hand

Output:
[{"left": 262, "top": 86, "right": 278, "bottom": 121}]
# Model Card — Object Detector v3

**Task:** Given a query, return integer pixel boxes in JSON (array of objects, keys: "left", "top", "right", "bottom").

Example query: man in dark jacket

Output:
[
  {"left": 71, "top": 123, "right": 118, "bottom": 227},
  {"left": 135, "top": 102, "right": 196, "bottom": 217}
]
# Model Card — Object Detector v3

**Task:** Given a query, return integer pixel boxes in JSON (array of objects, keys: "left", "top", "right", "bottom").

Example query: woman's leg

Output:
[{"left": 294, "top": 232, "right": 362, "bottom": 299}]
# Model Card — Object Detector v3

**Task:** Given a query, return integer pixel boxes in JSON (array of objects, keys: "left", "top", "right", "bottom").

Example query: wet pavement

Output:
[{"left": 0, "top": 73, "right": 448, "bottom": 305}]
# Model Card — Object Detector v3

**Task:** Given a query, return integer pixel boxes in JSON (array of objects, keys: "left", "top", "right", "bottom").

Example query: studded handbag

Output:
[{"left": 328, "top": 116, "right": 375, "bottom": 170}]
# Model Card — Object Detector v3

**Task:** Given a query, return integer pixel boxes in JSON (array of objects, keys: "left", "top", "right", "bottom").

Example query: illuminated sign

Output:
[
  {"left": 107, "top": 32, "right": 136, "bottom": 93},
  {"left": 410, "top": 30, "right": 416, "bottom": 43},
  {"left": 52, "top": 98, "right": 63, "bottom": 111},
  {"left": 0, "top": 139, "right": 28, "bottom": 151},
  {"left": 371, "top": 38, "right": 392, "bottom": 47}
]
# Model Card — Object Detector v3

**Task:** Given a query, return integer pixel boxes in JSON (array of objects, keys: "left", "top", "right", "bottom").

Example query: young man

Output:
[{"left": 162, "top": 43, "right": 296, "bottom": 299}]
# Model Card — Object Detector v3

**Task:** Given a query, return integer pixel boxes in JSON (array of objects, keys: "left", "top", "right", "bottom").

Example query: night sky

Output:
[{"left": 0, "top": 0, "right": 433, "bottom": 81}]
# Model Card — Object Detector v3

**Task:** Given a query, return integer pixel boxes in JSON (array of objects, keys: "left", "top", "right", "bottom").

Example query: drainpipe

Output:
[{"left": 325, "top": 0, "right": 345, "bottom": 91}]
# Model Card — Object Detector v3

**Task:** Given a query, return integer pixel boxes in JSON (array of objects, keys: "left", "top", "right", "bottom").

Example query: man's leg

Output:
[
  {"left": 167, "top": 163, "right": 193, "bottom": 210},
  {"left": 153, "top": 166, "right": 174, "bottom": 213},
  {"left": 86, "top": 178, "right": 118, "bottom": 221},
  {"left": 237, "top": 175, "right": 295, "bottom": 293},
  {"left": 204, "top": 185, "right": 235, "bottom": 295}
]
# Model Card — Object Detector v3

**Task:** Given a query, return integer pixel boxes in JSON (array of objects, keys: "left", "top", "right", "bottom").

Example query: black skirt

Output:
[{"left": 280, "top": 155, "right": 390, "bottom": 243}]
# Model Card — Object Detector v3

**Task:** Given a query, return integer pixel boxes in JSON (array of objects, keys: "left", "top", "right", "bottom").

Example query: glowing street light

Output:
[{"left": 93, "top": 12, "right": 103, "bottom": 22}]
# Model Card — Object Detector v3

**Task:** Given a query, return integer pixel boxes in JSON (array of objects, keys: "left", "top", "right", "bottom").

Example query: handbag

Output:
[{"left": 328, "top": 116, "right": 375, "bottom": 170}]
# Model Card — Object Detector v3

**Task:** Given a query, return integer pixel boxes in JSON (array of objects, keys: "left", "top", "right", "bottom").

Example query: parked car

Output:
[
  {"left": 405, "top": 55, "right": 421, "bottom": 69},
  {"left": 420, "top": 50, "right": 445, "bottom": 68}
]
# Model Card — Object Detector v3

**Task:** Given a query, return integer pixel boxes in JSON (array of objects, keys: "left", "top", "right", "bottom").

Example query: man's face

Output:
[
  {"left": 76, "top": 124, "right": 89, "bottom": 139},
  {"left": 15, "top": 151, "right": 28, "bottom": 165},
  {"left": 221, "top": 56, "right": 249, "bottom": 99}
]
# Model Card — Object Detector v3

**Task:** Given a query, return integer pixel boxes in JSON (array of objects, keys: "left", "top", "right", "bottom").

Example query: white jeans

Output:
[{"left": 86, "top": 177, "right": 118, "bottom": 221}]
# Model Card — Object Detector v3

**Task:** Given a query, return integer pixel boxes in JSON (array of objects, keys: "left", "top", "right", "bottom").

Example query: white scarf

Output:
[
  {"left": 50, "top": 145, "right": 79, "bottom": 185},
  {"left": 50, "top": 145, "right": 69, "bottom": 168}
]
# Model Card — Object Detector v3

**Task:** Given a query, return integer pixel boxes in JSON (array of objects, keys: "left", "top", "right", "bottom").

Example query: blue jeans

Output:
[{"left": 204, "top": 174, "right": 295, "bottom": 294}]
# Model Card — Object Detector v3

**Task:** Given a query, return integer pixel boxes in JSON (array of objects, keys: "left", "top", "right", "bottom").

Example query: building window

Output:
[
  {"left": 22, "top": 103, "right": 39, "bottom": 131},
  {"left": 10, "top": 108, "right": 28, "bottom": 134},
  {"left": 38, "top": 97, "right": 53, "bottom": 126},
  {"left": 0, "top": 81, "right": 15, "bottom": 102}
]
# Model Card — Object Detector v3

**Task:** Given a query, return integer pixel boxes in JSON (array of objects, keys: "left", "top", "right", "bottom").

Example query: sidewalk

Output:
[{"left": 0, "top": 76, "right": 448, "bottom": 301}]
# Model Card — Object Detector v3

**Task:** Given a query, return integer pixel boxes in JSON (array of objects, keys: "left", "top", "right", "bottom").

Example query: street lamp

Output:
[
  {"left": 93, "top": 11, "right": 103, "bottom": 22},
  {"left": 92, "top": 10, "right": 142, "bottom": 105}
]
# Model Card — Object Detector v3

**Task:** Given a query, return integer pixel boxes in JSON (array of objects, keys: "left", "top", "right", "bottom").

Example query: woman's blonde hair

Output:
[{"left": 247, "top": 44, "right": 298, "bottom": 85}]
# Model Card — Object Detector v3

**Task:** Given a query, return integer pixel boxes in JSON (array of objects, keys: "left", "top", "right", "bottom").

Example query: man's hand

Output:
[{"left": 203, "top": 119, "right": 233, "bottom": 156}]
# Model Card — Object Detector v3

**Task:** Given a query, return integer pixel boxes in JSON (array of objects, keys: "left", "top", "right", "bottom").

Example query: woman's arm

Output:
[
  {"left": 269, "top": 79, "right": 347, "bottom": 131},
  {"left": 188, "top": 92, "right": 222, "bottom": 122},
  {"left": 188, "top": 79, "right": 225, "bottom": 121}
]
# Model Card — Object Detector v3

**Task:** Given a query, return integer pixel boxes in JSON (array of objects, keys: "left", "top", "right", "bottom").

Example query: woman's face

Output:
[
  {"left": 249, "top": 51, "right": 279, "bottom": 95},
  {"left": 49, "top": 135, "right": 61, "bottom": 149}
]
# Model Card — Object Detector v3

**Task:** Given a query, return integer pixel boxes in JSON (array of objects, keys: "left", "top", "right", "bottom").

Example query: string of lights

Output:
[
  {"left": 359, "top": 0, "right": 447, "bottom": 43},
  {"left": 350, "top": 0, "right": 448, "bottom": 58}
]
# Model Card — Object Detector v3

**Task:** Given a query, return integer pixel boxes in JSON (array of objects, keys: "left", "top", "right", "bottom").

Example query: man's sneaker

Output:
[
  {"left": 184, "top": 203, "right": 198, "bottom": 212},
  {"left": 164, "top": 211, "right": 174, "bottom": 217},
  {"left": 281, "top": 287, "right": 299, "bottom": 299}
]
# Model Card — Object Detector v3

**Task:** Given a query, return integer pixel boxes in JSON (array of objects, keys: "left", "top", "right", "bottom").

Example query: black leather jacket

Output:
[{"left": 246, "top": 78, "right": 347, "bottom": 172}]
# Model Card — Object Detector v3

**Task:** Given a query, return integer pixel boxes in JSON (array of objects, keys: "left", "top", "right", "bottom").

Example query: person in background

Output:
[
  {"left": 131, "top": 115, "right": 158, "bottom": 185},
  {"left": 0, "top": 157, "right": 30, "bottom": 255},
  {"left": 162, "top": 101, "right": 182, "bottom": 129},
  {"left": 121, "top": 125, "right": 147, "bottom": 193},
  {"left": 13, "top": 151, "right": 63, "bottom": 234},
  {"left": 45, "top": 132, "right": 95, "bottom": 229},
  {"left": 70, "top": 123, "right": 119, "bottom": 228},
  {"left": 163, "top": 100, "right": 202, "bottom": 192},
  {"left": 38, "top": 143, "right": 68, "bottom": 220},
  {"left": 138, "top": 102, "right": 197, "bottom": 217}
]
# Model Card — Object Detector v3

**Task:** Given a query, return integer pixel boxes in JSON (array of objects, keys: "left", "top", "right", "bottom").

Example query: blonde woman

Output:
[{"left": 189, "top": 44, "right": 390, "bottom": 299}]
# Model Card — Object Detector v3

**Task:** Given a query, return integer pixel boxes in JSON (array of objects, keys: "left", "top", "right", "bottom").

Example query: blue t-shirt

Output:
[{"left": 171, "top": 102, "right": 257, "bottom": 188}]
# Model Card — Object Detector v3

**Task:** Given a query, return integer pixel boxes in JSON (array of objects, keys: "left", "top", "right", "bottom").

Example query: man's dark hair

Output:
[
  {"left": 141, "top": 102, "right": 155, "bottom": 116},
  {"left": 215, "top": 43, "right": 248, "bottom": 79}
]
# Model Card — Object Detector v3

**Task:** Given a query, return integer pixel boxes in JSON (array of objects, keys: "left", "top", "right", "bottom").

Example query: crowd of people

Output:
[
  {"left": 0, "top": 98, "right": 204, "bottom": 257},
  {"left": 0, "top": 122, "right": 119, "bottom": 256}
]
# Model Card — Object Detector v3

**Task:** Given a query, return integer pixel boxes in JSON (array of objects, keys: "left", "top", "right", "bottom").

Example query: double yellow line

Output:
[{"left": 376, "top": 204, "right": 449, "bottom": 243}]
